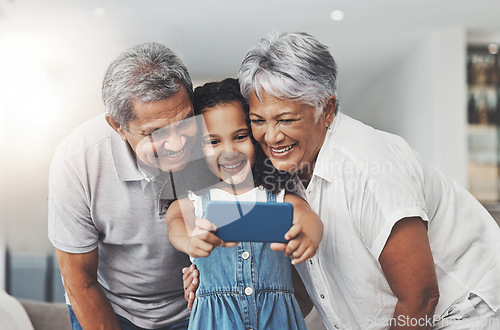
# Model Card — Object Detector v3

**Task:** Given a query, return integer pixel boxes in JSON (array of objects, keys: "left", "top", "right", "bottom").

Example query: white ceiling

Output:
[{"left": 1, "top": 0, "right": 500, "bottom": 87}]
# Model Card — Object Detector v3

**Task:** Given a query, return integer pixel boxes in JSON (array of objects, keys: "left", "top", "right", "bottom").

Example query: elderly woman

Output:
[{"left": 185, "top": 32, "right": 500, "bottom": 329}]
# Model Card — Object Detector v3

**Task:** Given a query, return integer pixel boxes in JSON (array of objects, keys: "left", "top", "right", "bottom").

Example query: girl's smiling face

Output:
[{"left": 201, "top": 102, "right": 255, "bottom": 186}]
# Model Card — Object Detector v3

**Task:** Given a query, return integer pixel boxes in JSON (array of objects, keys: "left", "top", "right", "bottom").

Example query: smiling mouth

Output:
[
  {"left": 220, "top": 160, "right": 245, "bottom": 169},
  {"left": 158, "top": 146, "right": 186, "bottom": 159},
  {"left": 270, "top": 144, "right": 296, "bottom": 154},
  {"left": 218, "top": 158, "right": 249, "bottom": 177}
]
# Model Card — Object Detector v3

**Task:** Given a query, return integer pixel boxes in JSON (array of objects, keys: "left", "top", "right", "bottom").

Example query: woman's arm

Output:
[
  {"left": 166, "top": 199, "right": 224, "bottom": 258},
  {"left": 292, "top": 265, "right": 314, "bottom": 317},
  {"left": 271, "top": 194, "right": 323, "bottom": 264},
  {"left": 379, "top": 217, "right": 440, "bottom": 330}
]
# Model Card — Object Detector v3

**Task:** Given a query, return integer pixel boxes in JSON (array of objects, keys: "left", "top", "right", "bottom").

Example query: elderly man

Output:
[
  {"left": 48, "top": 42, "right": 216, "bottom": 329},
  {"left": 185, "top": 32, "right": 500, "bottom": 330}
]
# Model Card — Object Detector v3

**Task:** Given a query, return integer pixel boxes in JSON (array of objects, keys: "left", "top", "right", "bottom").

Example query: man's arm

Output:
[
  {"left": 56, "top": 248, "right": 121, "bottom": 330},
  {"left": 379, "top": 217, "right": 440, "bottom": 330}
]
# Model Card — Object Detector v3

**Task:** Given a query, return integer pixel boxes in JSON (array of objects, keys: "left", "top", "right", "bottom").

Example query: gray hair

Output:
[
  {"left": 102, "top": 42, "right": 193, "bottom": 129},
  {"left": 239, "top": 32, "right": 339, "bottom": 121}
]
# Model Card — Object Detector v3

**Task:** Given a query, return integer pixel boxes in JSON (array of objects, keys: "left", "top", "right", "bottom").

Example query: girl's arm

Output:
[
  {"left": 271, "top": 194, "right": 323, "bottom": 264},
  {"left": 166, "top": 198, "right": 225, "bottom": 258}
]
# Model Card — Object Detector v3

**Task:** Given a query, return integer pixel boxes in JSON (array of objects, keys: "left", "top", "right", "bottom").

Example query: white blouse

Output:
[{"left": 295, "top": 113, "right": 500, "bottom": 329}]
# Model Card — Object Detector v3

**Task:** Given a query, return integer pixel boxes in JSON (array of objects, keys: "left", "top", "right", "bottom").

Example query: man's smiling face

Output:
[{"left": 119, "top": 86, "right": 197, "bottom": 173}]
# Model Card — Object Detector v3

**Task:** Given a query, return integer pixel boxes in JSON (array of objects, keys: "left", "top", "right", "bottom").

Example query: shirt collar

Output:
[
  {"left": 108, "top": 125, "right": 148, "bottom": 182},
  {"left": 309, "top": 112, "right": 343, "bottom": 183}
]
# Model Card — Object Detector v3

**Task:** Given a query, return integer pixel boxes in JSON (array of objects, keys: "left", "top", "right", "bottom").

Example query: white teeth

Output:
[
  {"left": 271, "top": 144, "right": 295, "bottom": 153},
  {"left": 165, "top": 147, "right": 184, "bottom": 158},
  {"left": 220, "top": 160, "right": 244, "bottom": 169}
]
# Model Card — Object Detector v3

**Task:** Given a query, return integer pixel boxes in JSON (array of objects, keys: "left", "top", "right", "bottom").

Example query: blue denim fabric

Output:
[
  {"left": 68, "top": 305, "right": 189, "bottom": 330},
  {"left": 189, "top": 190, "right": 306, "bottom": 330},
  {"left": 68, "top": 305, "right": 83, "bottom": 330}
]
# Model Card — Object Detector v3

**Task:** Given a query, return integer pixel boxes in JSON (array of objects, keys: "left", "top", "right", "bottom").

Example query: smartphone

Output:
[{"left": 204, "top": 201, "right": 293, "bottom": 243}]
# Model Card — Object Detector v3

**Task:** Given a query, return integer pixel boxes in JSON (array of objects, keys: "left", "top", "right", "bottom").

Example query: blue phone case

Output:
[{"left": 205, "top": 201, "right": 293, "bottom": 243}]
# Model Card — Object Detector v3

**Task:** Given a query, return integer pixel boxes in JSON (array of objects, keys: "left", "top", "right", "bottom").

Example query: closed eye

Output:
[
  {"left": 250, "top": 119, "right": 265, "bottom": 125},
  {"left": 177, "top": 118, "right": 194, "bottom": 129},
  {"left": 279, "top": 119, "right": 297, "bottom": 123}
]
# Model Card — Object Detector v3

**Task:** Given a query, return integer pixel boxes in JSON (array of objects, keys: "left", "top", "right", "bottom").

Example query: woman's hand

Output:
[{"left": 270, "top": 223, "right": 318, "bottom": 264}]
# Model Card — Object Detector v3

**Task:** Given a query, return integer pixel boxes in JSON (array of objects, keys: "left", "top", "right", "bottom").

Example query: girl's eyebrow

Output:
[{"left": 204, "top": 128, "right": 249, "bottom": 139}]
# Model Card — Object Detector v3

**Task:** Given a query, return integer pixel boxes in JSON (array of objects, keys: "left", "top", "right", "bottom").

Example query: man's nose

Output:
[{"left": 162, "top": 134, "right": 186, "bottom": 151}]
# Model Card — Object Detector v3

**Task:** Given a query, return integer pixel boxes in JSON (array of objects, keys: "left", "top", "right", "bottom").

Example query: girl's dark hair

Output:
[{"left": 193, "top": 78, "right": 295, "bottom": 194}]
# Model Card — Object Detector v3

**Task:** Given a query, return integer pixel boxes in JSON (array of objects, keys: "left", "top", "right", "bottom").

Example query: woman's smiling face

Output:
[
  {"left": 201, "top": 102, "right": 255, "bottom": 186},
  {"left": 248, "top": 90, "right": 334, "bottom": 182}
]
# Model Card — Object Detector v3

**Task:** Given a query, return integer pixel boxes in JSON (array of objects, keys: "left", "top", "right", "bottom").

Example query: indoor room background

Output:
[{"left": 1, "top": 0, "right": 500, "bottom": 328}]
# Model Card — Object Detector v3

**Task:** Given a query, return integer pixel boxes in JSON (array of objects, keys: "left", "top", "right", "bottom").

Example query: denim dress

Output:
[{"left": 188, "top": 188, "right": 307, "bottom": 330}]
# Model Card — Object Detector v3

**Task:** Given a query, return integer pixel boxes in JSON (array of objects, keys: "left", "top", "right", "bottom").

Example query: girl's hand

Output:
[
  {"left": 190, "top": 218, "right": 217, "bottom": 236},
  {"left": 270, "top": 223, "right": 318, "bottom": 264},
  {"left": 184, "top": 218, "right": 237, "bottom": 258},
  {"left": 182, "top": 218, "right": 220, "bottom": 258}
]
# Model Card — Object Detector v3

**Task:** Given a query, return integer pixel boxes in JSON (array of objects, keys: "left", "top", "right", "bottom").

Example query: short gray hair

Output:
[
  {"left": 102, "top": 42, "right": 193, "bottom": 129},
  {"left": 239, "top": 32, "right": 339, "bottom": 121}
]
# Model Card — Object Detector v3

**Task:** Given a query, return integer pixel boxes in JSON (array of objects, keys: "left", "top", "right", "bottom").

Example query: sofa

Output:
[
  {"left": 0, "top": 289, "right": 71, "bottom": 330},
  {"left": 19, "top": 298, "right": 71, "bottom": 330}
]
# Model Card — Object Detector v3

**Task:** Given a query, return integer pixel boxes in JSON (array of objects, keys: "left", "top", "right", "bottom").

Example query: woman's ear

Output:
[
  {"left": 323, "top": 95, "right": 337, "bottom": 127},
  {"left": 105, "top": 114, "right": 128, "bottom": 141}
]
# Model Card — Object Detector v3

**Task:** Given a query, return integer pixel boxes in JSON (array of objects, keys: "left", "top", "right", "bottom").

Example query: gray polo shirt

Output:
[{"left": 48, "top": 114, "right": 191, "bottom": 328}]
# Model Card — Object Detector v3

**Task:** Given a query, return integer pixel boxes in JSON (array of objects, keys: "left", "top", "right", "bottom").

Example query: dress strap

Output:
[
  {"left": 267, "top": 190, "right": 277, "bottom": 202},
  {"left": 201, "top": 190, "right": 211, "bottom": 218}
]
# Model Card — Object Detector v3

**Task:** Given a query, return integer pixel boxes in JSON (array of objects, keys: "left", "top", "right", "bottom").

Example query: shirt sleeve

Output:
[
  {"left": 343, "top": 148, "right": 429, "bottom": 261},
  {"left": 48, "top": 146, "right": 99, "bottom": 253}
]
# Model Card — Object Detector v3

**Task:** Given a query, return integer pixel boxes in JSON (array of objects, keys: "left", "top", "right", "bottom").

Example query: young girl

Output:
[{"left": 166, "top": 78, "right": 323, "bottom": 329}]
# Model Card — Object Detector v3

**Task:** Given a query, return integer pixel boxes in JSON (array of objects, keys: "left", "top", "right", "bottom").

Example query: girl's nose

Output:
[
  {"left": 220, "top": 151, "right": 239, "bottom": 161},
  {"left": 222, "top": 141, "right": 238, "bottom": 154}
]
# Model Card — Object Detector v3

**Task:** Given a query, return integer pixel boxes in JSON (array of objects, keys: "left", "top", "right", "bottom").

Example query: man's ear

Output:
[
  {"left": 322, "top": 95, "right": 337, "bottom": 128},
  {"left": 105, "top": 113, "right": 127, "bottom": 141}
]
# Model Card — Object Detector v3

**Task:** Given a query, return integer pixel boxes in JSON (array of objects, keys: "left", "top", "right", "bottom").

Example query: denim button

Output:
[
  {"left": 242, "top": 251, "right": 250, "bottom": 260},
  {"left": 244, "top": 286, "right": 253, "bottom": 296}
]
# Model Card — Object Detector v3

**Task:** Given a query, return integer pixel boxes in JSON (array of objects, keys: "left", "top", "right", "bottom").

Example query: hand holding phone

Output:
[{"left": 204, "top": 201, "right": 293, "bottom": 243}]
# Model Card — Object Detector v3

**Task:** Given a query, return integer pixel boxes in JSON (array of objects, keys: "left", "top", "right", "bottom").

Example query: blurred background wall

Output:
[{"left": 1, "top": 1, "right": 500, "bottom": 326}]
